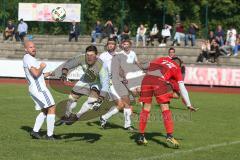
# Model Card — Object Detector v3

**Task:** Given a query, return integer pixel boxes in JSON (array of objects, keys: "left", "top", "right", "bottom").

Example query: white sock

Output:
[
  {"left": 77, "top": 101, "right": 92, "bottom": 118},
  {"left": 102, "top": 106, "right": 119, "bottom": 120},
  {"left": 33, "top": 112, "right": 46, "bottom": 132},
  {"left": 124, "top": 108, "right": 132, "bottom": 128},
  {"left": 46, "top": 114, "right": 55, "bottom": 137},
  {"left": 65, "top": 100, "right": 77, "bottom": 117}
]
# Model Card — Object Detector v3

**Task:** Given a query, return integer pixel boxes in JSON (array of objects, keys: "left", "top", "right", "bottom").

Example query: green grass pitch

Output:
[{"left": 0, "top": 84, "right": 240, "bottom": 160}]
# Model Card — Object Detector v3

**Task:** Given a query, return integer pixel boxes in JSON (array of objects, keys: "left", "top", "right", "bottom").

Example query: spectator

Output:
[
  {"left": 136, "top": 24, "right": 147, "bottom": 47},
  {"left": 69, "top": 21, "right": 80, "bottom": 42},
  {"left": 147, "top": 24, "right": 159, "bottom": 46},
  {"left": 4, "top": 20, "right": 15, "bottom": 41},
  {"left": 185, "top": 23, "right": 199, "bottom": 47},
  {"left": 112, "top": 26, "right": 120, "bottom": 43},
  {"left": 120, "top": 25, "right": 131, "bottom": 41},
  {"left": 159, "top": 24, "right": 172, "bottom": 47},
  {"left": 196, "top": 40, "right": 211, "bottom": 63},
  {"left": 172, "top": 22, "right": 185, "bottom": 46},
  {"left": 208, "top": 31, "right": 215, "bottom": 43},
  {"left": 91, "top": 20, "right": 102, "bottom": 44},
  {"left": 220, "top": 31, "right": 236, "bottom": 56},
  {"left": 233, "top": 34, "right": 240, "bottom": 56},
  {"left": 100, "top": 20, "right": 114, "bottom": 43},
  {"left": 17, "top": 19, "right": 28, "bottom": 42},
  {"left": 215, "top": 25, "right": 224, "bottom": 46},
  {"left": 209, "top": 40, "right": 220, "bottom": 63}
]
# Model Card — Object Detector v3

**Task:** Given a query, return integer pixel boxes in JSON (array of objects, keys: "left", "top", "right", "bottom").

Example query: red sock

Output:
[
  {"left": 162, "top": 110, "right": 174, "bottom": 135},
  {"left": 139, "top": 109, "right": 150, "bottom": 134}
]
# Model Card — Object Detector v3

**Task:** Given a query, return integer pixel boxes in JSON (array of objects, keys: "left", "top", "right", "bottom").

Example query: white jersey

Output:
[
  {"left": 23, "top": 53, "right": 55, "bottom": 110},
  {"left": 23, "top": 54, "right": 47, "bottom": 90},
  {"left": 99, "top": 51, "right": 115, "bottom": 74},
  {"left": 118, "top": 50, "right": 138, "bottom": 64}
]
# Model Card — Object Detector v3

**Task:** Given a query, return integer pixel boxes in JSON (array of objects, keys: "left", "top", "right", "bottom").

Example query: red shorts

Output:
[{"left": 139, "top": 75, "right": 173, "bottom": 104}]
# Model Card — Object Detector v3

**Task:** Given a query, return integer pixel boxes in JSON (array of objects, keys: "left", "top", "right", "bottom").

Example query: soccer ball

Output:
[{"left": 51, "top": 7, "right": 66, "bottom": 22}]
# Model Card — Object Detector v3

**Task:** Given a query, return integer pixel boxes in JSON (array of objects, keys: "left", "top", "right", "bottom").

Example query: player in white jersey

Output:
[
  {"left": 99, "top": 38, "right": 146, "bottom": 130},
  {"left": 23, "top": 41, "right": 56, "bottom": 140}
]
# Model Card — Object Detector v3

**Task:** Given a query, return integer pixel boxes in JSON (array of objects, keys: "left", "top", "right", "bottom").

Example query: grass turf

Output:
[{"left": 0, "top": 84, "right": 240, "bottom": 160}]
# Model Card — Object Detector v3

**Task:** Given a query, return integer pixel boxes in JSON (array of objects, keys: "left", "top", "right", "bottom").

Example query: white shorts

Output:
[
  {"left": 72, "top": 80, "right": 100, "bottom": 95},
  {"left": 29, "top": 88, "right": 55, "bottom": 110},
  {"left": 125, "top": 71, "right": 145, "bottom": 91},
  {"left": 108, "top": 83, "right": 129, "bottom": 101}
]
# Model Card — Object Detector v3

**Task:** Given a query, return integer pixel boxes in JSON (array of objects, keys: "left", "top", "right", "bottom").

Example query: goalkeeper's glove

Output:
[{"left": 90, "top": 96, "right": 104, "bottom": 111}]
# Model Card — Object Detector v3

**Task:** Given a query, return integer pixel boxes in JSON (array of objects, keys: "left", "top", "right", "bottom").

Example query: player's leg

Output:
[
  {"left": 65, "top": 92, "right": 80, "bottom": 117},
  {"left": 160, "top": 103, "right": 179, "bottom": 148},
  {"left": 76, "top": 90, "right": 98, "bottom": 119},
  {"left": 45, "top": 105, "right": 56, "bottom": 140},
  {"left": 31, "top": 111, "right": 47, "bottom": 139},
  {"left": 122, "top": 96, "right": 135, "bottom": 131}
]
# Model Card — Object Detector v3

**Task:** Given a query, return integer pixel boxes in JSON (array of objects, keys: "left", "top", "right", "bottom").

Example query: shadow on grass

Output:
[
  {"left": 130, "top": 132, "right": 184, "bottom": 148},
  {"left": 20, "top": 125, "right": 102, "bottom": 143},
  {"left": 86, "top": 121, "right": 125, "bottom": 130}
]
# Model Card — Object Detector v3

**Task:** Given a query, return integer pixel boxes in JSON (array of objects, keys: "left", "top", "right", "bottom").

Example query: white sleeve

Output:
[
  {"left": 178, "top": 81, "right": 191, "bottom": 107},
  {"left": 23, "top": 56, "right": 37, "bottom": 69},
  {"left": 133, "top": 52, "right": 138, "bottom": 62}
]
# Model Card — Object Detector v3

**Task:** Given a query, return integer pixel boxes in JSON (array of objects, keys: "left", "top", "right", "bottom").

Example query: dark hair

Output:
[
  {"left": 172, "top": 57, "right": 183, "bottom": 66},
  {"left": 168, "top": 47, "right": 175, "bottom": 53},
  {"left": 85, "top": 45, "right": 98, "bottom": 55}
]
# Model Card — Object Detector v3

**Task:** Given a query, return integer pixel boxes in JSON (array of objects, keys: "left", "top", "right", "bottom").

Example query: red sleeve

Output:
[{"left": 175, "top": 67, "right": 183, "bottom": 82}]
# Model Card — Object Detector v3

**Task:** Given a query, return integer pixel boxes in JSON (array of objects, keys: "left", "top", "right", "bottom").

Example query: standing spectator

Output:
[
  {"left": 208, "top": 31, "right": 215, "bottom": 43},
  {"left": 69, "top": 21, "right": 80, "bottom": 42},
  {"left": 17, "top": 19, "right": 28, "bottom": 42},
  {"left": 120, "top": 25, "right": 131, "bottom": 41},
  {"left": 215, "top": 25, "right": 224, "bottom": 46},
  {"left": 185, "top": 23, "right": 199, "bottom": 47},
  {"left": 100, "top": 20, "right": 114, "bottom": 43},
  {"left": 172, "top": 22, "right": 185, "bottom": 46},
  {"left": 91, "top": 20, "right": 102, "bottom": 44},
  {"left": 4, "top": 20, "right": 15, "bottom": 41},
  {"left": 147, "top": 24, "right": 159, "bottom": 46},
  {"left": 159, "top": 24, "right": 172, "bottom": 47},
  {"left": 136, "top": 24, "right": 147, "bottom": 47}
]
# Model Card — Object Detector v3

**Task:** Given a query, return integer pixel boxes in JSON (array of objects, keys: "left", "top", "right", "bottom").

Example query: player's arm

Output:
[
  {"left": 43, "top": 71, "right": 54, "bottom": 78},
  {"left": 29, "top": 62, "right": 46, "bottom": 78}
]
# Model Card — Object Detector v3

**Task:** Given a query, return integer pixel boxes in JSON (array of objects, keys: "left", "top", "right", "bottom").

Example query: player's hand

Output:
[
  {"left": 187, "top": 106, "right": 198, "bottom": 112},
  {"left": 91, "top": 97, "right": 104, "bottom": 111},
  {"left": 40, "top": 62, "right": 46, "bottom": 69}
]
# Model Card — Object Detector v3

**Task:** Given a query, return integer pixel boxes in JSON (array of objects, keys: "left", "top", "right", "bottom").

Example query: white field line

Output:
[{"left": 136, "top": 140, "right": 240, "bottom": 160}]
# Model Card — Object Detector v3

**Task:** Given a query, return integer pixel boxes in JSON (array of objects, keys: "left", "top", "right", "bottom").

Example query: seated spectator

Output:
[
  {"left": 4, "top": 20, "right": 15, "bottom": 41},
  {"left": 147, "top": 24, "right": 159, "bottom": 46},
  {"left": 215, "top": 25, "right": 224, "bottom": 46},
  {"left": 136, "top": 24, "right": 147, "bottom": 47},
  {"left": 208, "top": 40, "right": 220, "bottom": 63},
  {"left": 208, "top": 31, "right": 215, "bottom": 43},
  {"left": 91, "top": 20, "right": 102, "bottom": 44},
  {"left": 69, "top": 21, "right": 80, "bottom": 42},
  {"left": 159, "top": 24, "right": 172, "bottom": 47},
  {"left": 185, "top": 23, "right": 199, "bottom": 47},
  {"left": 233, "top": 34, "right": 240, "bottom": 56},
  {"left": 196, "top": 40, "right": 211, "bottom": 63},
  {"left": 100, "top": 20, "right": 114, "bottom": 43},
  {"left": 109, "top": 26, "right": 120, "bottom": 43},
  {"left": 120, "top": 25, "right": 131, "bottom": 41},
  {"left": 220, "top": 31, "right": 236, "bottom": 56},
  {"left": 172, "top": 22, "right": 185, "bottom": 46},
  {"left": 17, "top": 19, "right": 28, "bottom": 42}
]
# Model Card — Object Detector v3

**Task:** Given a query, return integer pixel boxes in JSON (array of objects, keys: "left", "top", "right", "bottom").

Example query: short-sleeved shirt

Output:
[
  {"left": 147, "top": 57, "right": 183, "bottom": 83},
  {"left": 23, "top": 54, "right": 47, "bottom": 90}
]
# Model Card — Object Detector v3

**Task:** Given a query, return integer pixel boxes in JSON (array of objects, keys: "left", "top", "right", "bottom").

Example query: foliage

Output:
[{"left": 0, "top": 0, "right": 239, "bottom": 37}]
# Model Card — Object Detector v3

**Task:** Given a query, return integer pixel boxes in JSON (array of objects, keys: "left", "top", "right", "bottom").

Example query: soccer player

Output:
[
  {"left": 137, "top": 56, "right": 197, "bottom": 148},
  {"left": 99, "top": 38, "right": 146, "bottom": 130},
  {"left": 23, "top": 41, "right": 56, "bottom": 140},
  {"left": 55, "top": 45, "right": 109, "bottom": 125}
]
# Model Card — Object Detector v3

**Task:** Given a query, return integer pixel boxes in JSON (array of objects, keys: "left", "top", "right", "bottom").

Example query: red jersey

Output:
[{"left": 147, "top": 57, "right": 183, "bottom": 89}]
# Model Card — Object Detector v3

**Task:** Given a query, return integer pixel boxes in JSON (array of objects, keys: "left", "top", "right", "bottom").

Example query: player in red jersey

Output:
[{"left": 137, "top": 56, "right": 197, "bottom": 148}]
